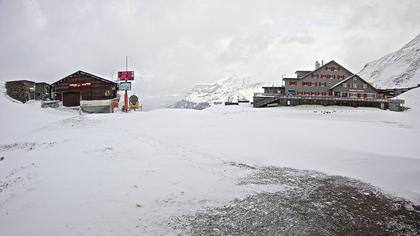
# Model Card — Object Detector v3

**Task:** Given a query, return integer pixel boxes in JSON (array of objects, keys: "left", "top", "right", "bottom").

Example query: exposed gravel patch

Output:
[
  {"left": 0, "top": 142, "right": 56, "bottom": 153},
  {"left": 172, "top": 165, "right": 420, "bottom": 235}
]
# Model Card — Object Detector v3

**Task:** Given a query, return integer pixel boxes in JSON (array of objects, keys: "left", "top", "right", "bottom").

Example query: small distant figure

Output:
[{"left": 0, "top": 157, "right": 4, "bottom": 161}]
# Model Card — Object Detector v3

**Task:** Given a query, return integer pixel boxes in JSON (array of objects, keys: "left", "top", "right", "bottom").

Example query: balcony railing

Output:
[{"left": 254, "top": 93, "right": 389, "bottom": 102}]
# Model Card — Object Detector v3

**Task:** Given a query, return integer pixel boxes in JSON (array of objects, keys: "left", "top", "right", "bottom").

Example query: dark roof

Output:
[
  {"left": 283, "top": 77, "right": 299, "bottom": 80},
  {"left": 330, "top": 74, "right": 377, "bottom": 91},
  {"left": 262, "top": 86, "right": 284, "bottom": 88},
  {"left": 52, "top": 70, "right": 117, "bottom": 86},
  {"left": 6, "top": 80, "right": 35, "bottom": 84},
  {"left": 295, "top": 70, "right": 312, "bottom": 73}
]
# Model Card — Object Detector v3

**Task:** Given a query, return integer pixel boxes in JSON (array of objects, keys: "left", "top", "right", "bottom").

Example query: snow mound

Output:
[
  {"left": 358, "top": 34, "right": 420, "bottom": 89},
  {"left": 396, "top": 87, "right": 420, "bottom": 118}
]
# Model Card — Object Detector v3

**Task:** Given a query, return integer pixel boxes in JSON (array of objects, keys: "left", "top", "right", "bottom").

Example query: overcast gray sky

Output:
[{"left": 1, "top": 0, "right": 420, "bottom": 95}]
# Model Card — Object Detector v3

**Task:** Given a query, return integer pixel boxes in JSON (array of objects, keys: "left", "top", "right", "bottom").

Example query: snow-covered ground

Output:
[{"left": 1, "top": 88, "right": 420, "bottom": 235}]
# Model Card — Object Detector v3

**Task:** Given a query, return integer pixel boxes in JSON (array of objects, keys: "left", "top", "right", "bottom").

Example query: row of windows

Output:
[
  {"left": 311, "top": 74, "right": 346, "bottom": 79},
  {"left": 297, "top": 91, "right": 330, "bottom": 96},
  {"left": 289, "top": 81, "right": 370, "bottom": 90},
  {"left": 289, "top": 81, "right": 330, "bottom": 87},
  {"left": 323, "top": 66, "right": 341, "bottom": 71},
  {"left": 295, "top": 91, "right": 376, "bottom": 98},
  {"left": 342, "top": 83, "right": 368, "bottom": 89}
]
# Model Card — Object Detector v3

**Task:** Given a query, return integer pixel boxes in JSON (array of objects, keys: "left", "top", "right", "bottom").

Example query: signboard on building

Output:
[
  {"left": 119, "top": 81, "right": 131, "bottom": 91},
  {"left": 118, "top": 71, "right": 134, "bottom": 81},
  {"left": 69, "top": 82, "right": 92, "bottom": 88}
]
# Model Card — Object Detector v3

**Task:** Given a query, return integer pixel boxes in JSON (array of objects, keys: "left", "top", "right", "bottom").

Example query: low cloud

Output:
[{"left": 1, "top": 0, "right": 419, "bottom": 96}]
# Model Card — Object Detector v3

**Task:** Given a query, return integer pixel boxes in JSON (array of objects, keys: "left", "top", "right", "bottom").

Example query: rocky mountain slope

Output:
[
  {"left": 358, "top": 34, "right": 420, "bottom": 89},
  {"left": 170, "top": 75, "right": 264, "bottom": 110}
]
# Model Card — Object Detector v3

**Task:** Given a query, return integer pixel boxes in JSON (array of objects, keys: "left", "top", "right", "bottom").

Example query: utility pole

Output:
[{"left": 124, "top": 56, "right": 129, "bottom": 112}]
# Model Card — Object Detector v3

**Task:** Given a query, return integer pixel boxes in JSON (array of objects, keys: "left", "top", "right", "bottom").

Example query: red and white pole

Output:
[
  {"left": 124, "top": 56, "right": 129, "bottom": 112},
  {"left": 124, "top": 89, "right": 128, "bottom": 112}
]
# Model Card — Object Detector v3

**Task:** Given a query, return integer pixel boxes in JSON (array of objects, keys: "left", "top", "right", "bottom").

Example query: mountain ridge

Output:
[
  {"left": 170, "top": 75, "right": 265, "bottom": 110},
  {"left": 358, "top": 34, "right": 420, "bottom": 89}
]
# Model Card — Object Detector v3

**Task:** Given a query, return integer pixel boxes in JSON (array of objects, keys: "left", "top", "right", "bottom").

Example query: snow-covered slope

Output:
[
  {"left": 396, "top": 87, "right": 420, "bottom": 121},
  {"left": 170, "top": 75, "right": 264, "bottom": 110},
  {"left": 358, "top": 34, "right": 420, "bottom": 89}
]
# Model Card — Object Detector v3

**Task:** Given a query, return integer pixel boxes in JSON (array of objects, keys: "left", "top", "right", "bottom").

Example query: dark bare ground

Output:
[{"left": 171, "top": 165, "right": 420, "bottom": 235}]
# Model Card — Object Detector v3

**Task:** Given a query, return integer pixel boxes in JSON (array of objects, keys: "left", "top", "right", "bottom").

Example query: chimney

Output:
[
  {"left": 321, "top": 60, "right": 324, "bottom": 66},
  {"left": 315, "top": 61, "right": 320, "bottom": 70}
]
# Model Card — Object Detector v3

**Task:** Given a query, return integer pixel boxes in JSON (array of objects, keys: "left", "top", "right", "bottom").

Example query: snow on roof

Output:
[{"left": 52, "top": 70, "right": 116, "bottom": 86}]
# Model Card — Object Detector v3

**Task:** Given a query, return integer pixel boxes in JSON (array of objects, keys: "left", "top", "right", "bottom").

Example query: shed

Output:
[
  {"left": 34, "top": 82, "right": 51, "bottom": 100},
  {"left": 51, "top": 71, "right": 118, "bottom": 107},
  {"left": 5, "top": 80, "right": 36, "bottom": 103}
]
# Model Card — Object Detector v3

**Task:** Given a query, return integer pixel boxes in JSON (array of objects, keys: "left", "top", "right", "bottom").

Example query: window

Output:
[
  {"left": 105, "top": 90, "right": 111, "bottom": 96},
  {"left": 289, "top": 81, "right": 297, "bottom": 86},
  {"left": 363, "top": 84, "right": 367, "bottom": 89},
  {"left": 352, "top": 83, "right": 358, "bottom": 89},
  {"left": 343, "top": 83, "right": 347, "bottom": 88},
  {"left": 288, "top": 90, "right": 296, "bottom": 96},
  {"left": 367, "top": 93, "right": 376, "bottom": 99}
]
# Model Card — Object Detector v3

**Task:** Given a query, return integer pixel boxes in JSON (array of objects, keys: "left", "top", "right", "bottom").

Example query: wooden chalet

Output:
[{"left": 51, "top": 71, "right": 118, "bottom": 107}]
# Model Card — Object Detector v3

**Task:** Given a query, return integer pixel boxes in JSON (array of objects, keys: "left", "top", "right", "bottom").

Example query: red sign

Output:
[
  {"left": 118, "top": 71, "right": 134, "bottom": 81},
  {"left": 69, "top": 82, "right": 91, "bottom": 88}
]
